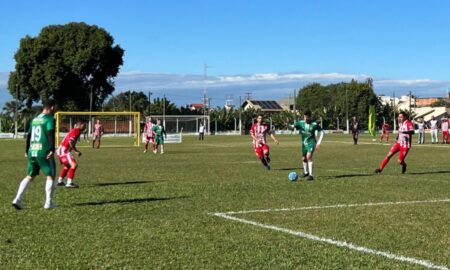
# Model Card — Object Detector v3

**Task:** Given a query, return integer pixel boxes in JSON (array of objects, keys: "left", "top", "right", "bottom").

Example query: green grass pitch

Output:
[{"left": 0, "top": 134, "right": 449, "bottom": 269}]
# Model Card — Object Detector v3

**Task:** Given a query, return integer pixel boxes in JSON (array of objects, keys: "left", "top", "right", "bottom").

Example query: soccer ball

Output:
[{"left": 288, "top": 171, "right": 298, "bottom": 182}]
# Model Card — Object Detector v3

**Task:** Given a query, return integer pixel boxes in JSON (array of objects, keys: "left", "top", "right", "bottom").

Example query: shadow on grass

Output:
[
  {"left": 74, "top": 196, "right": 189, "bottom": 207},
  {"left": 87, "top": 180, "right": 165, "bottom": 187},
  {"left": 325, "top": 173, "right": 373, "bottom": 179},
  {"left": 275, "top": 168, "right": 299, "bottom": 171},
  {"left": 407, "top": 170, "right": 450, "bottom": 175}
]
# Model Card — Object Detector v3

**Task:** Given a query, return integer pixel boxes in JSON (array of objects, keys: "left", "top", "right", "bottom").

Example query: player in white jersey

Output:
[
  {"left": 250, "top": 115, "right": 279, "bottom": 170},
  {"left": 441, "top": 117, "right": 449, "bottom": 144},
  {"left": 92, "top": 119, "right": 104, "bottom": 149},
  {"left": 143, "top": 117, "right": 156, "bottom": 153},
  {"left": 429, "top": 116, "right": 438, "bottom": 144},
  {"left": 374, "top": 113, "right": 414, "bottom": 174}
]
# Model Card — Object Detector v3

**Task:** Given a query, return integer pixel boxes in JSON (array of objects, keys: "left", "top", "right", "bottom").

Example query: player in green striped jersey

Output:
[
  {"left": 291, "top": 110, "right": 324, "bottom": 181},
  {"left": 12, "top": 99, "right": 57, "bottom": 210},
  {"left": 152, "top": 119, "right": 167, "bottom": 154}
]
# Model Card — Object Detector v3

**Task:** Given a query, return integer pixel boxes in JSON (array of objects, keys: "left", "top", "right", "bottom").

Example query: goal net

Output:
[
  {"left": 151, "top": 115, "right": 209, "bottom": 133},
  {"left": 55, "top": 112, "right": 141, "bottom": 147}
]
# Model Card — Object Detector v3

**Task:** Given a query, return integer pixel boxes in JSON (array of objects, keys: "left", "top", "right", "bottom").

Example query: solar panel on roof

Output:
[{"left": 248, "top": 100, "right": 282, "bottom": 110}]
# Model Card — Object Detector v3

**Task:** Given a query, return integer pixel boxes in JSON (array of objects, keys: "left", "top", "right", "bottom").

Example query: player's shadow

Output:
[
  {"left": 87, "top": 180, "right": 164, "bottom": 187},
  {"left": 73, "top": 196, "right": 189, "bottom": 207},
  {"left": 327, "top": 173, "right": 373, "bottom": 179},
  {"left": 276, "top": 168, "right": 298, "bottom": 171},
  {"left": 407, "top": 170, "right": 450, "bottom": 175}
]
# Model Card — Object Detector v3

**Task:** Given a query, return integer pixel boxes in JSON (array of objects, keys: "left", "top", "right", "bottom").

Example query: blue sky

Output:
[{"left": 1, "top": 0, "right": 449, "bottom": 107}]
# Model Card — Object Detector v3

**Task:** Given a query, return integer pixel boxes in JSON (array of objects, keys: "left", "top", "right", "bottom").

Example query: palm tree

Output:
[{"left": 2, "top": 100, "right": 22, "bottom": 118}]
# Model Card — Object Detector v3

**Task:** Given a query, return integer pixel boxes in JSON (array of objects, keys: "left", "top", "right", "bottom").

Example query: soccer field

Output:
[{"left": 1, "top": 134, "right": 449, "bottom": 269}]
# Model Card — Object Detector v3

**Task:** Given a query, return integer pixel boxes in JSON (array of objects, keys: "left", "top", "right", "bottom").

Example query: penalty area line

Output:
[
  {"left": 325, "top": 140, "right": 450, "bottom": 148},
  {"left": 212, "top": 213, "right": 449, "bottom": 270},
  {"left": 219, "top": 198, "right": 450, "bottom": 215},
  {"left": 211, "top": 198, "right": 450, "bottom": 270}
]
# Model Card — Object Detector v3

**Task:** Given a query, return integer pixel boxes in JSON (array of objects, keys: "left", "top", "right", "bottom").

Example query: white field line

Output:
[
  {"left": 324, "top": 140, "right": 450, "bottom": 148},
  {"left": 211, "top": 198, "right": 450, "bottom": 270},
  {"left": 219, "top": 198, "right": 450, "bottom": 215},
  {"left": 213, "top": 213, "right": 449, "bottom": 270}
]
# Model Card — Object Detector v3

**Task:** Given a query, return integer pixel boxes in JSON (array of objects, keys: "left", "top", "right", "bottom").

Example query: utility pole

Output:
[
  {"left": 14, "top": 84, "right": 18, "bottom": 138},
  {"left": 293, "top": 89, "right": 296, "bottom": 114},
  {"left": 225, "top": 95, "right": 233, "bottom": 108},
  {"left": 409, "top": 91, "right": 412, "bottom": 119},
  {"left": 245, "top": 92, "right": 252, "bottom": 101},
  {"left": 163, "top": 94, "right": 166, "bottom": 127},
  {"left": 288, "top": 94, "right": 291, "bottom": 111},
  {"left": 239, "top": 96, "right": 242, "bottom": 135},
  {"left": 203, "top": 63, "right": 209, "bottom": 133},
  {"left": 87, "top": 74, "right": 93, "bottom": 137},
  {"left": 393, "top": 92, "right": 396, "bottom": 133},
  {"left": 346, "top": 88, "right": 349, "bottom": 134},
  {"left": 128, "top": 91, "right": 132, "bottom": 137},
  {"left": 129, "top": 91, "right": 132, "bottom": 112},
  {"left": 148, "top": 91, "right": 153, "bottom": 116}
]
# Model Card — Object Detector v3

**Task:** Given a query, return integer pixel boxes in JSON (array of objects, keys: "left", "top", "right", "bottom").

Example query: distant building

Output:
[
  {"left": 378, "top": 94, "right": 450, "bottom": 122},
  {"left": 241, "top": 100, "right": 283, "bottom": 113},
  {"left": 189, "top": 103, "right": 205, "bottom": 111},
  {"left": 415, "top": 97, "right": 444, "bottom": 107},
  {"left": 277, "top": 98, "right": 295, "bottom": 111},
  {"left": 414, "top": 107, "right": 450, "bottom": 122}
]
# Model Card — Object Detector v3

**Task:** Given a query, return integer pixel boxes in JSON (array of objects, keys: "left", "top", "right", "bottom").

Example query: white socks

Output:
[
  {"left": 14, "top": 178, "right": 31, "bottom": 202},
  {"left": 45, "top": 179, "right": 54, "bottom": 205},
  {"left": 308, "top": 161, "right": 314, "bottom": 176},
  {"left": 303, "top": 162, "right": 308, "bottom": 174}
]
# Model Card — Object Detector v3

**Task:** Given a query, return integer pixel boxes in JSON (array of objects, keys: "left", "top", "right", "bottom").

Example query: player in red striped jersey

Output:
[
  {"left": 441, "top": 117, "right": 449, "bottom": 144},
  {"left": 250, "top": 115, "right": 279, "bottom": 170},
  {"left": 380, "top": 122, "right": 390, "bottom": 143},
  {"left": 143, "top": 117, "right": 156, "bottom": 153},
  {"left": 92, "top": 119, "right": 104, "bottom": 149},
  {"left": 374, "top": 113, "right": 414, "bottom": 174},
  {"left": 56, "top": 122, "right": 86, "bottom": 188}
]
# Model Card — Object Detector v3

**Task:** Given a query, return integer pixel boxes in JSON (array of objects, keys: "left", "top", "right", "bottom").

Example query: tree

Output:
[
  {"left": 2, "top": 101, "right": 23, "bottom": 118},
  {"left": 8, "top": 22, "right": 124, "bottom": 111},
  {"left": 149, "top": 97, "right": 178, "bottom": 115},
  {"left": 210, "top": 107, "right": 239, "bottom": 131},
  {"left": 104, "top": 91, "right": 150, "bottom": 115},
  {"left": 1, "top": 100, "right": 41, "bottom": 133},
  {"left": 296, "top": 79, "right": 379, "bottom": 129}
]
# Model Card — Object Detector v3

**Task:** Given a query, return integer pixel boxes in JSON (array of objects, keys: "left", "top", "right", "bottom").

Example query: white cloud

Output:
[
  {"left": 375, "top": 79, "right": 436, "bottom": 86},
  {"left": 0, "top": 71, "right": 448, "bottom": 108},
  {"left": 114, "top": 71, "right": 449, "bottom": 106}
]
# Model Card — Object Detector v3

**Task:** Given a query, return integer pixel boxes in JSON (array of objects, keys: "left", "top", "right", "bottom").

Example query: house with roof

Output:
[{"left": 189, "top": 103, "right": 205, "bottom": 111}]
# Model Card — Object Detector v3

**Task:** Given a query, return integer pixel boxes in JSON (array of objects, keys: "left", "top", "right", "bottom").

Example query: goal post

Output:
[
  {"left": 55, "top": 111, "right": 141, "bottom": 147},
  {"left": 148, "top": 115, "right": 210, "bottom": 143}
]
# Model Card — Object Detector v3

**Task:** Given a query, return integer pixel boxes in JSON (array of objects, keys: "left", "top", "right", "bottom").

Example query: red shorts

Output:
[
  {"left": 389, "top": 142, "right": 409, "bottom": 163},
  {"left": 254, "top": 144, "right": 269, "bottom": 159},
  {"left": 145, "top": 136, "right": 155, "bottom": 143},
  {"left": 58, "top": 152, "right": 75, "bottom": 166},
  {"left": 443, "top": 131, "right": 449, "bottom": 137}
]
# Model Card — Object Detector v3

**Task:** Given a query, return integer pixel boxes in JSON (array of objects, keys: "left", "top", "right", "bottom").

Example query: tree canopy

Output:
[
  {"left": 296, "top": 79, "right": 379, "bottom": 129},
  {"left": 104, "top": 91, "right": 179, "bottom": 116},
  {"left": 8, "top": 22, "right": 124, "bottom": 111}
]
